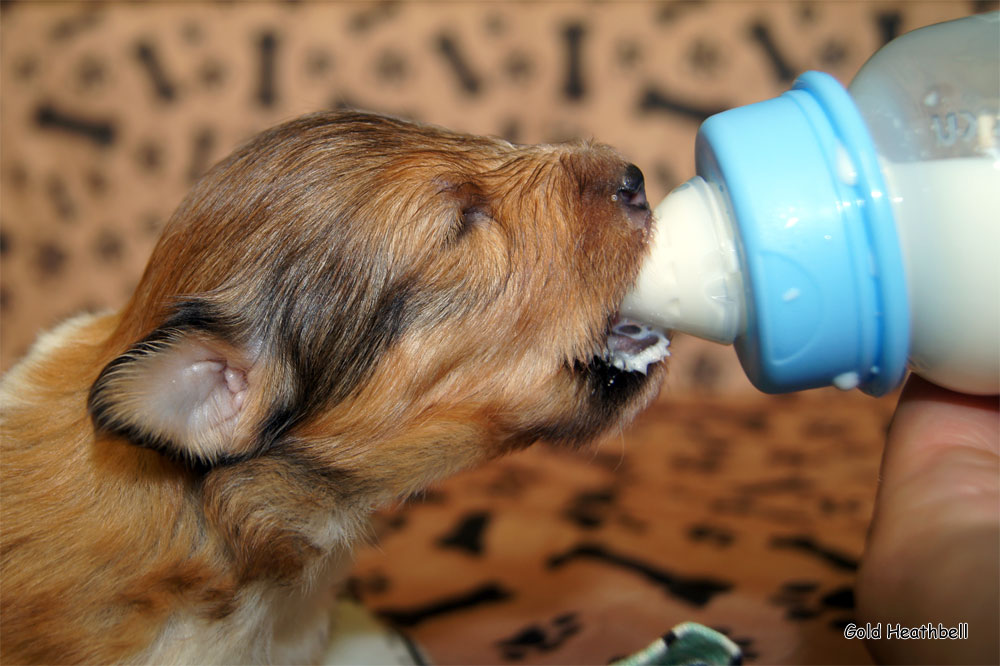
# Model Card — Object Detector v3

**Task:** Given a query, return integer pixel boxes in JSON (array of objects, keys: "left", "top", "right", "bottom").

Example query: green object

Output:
[{"left": 612, "top": 622, "right": 742, "bottom": 666}]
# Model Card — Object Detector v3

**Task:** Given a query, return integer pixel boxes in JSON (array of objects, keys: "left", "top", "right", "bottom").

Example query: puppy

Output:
[{"left": 0, "top": 111, "right": 670, "bottom": 664}]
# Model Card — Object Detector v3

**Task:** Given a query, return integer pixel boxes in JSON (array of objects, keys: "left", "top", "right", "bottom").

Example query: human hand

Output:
[{"left": 856, "top": 375, "right": 999, "bottom": 665}]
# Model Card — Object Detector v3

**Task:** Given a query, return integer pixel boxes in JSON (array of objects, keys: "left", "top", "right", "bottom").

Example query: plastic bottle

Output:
[{"left": 622, "top": 12, "right": 999, "bottom": 396}]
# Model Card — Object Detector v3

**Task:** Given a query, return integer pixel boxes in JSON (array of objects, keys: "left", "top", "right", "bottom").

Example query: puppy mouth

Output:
[
  {"left": 562, "top": 314, "right": 669, "bottom": 427},
  {"left": 602, "top": 316, "right": 671, "bottom": 375},
  {"left": 602, "top": 165, "right": 668, "bottom": 375}
]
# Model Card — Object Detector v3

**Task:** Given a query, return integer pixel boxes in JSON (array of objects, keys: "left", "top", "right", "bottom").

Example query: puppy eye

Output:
[
  {"left": 459, "top": 205, "right": 492, "bottom": 231},
  {"left": 450, "top": 201, "right": 494, "bottom": 243},
  {"left": 436, "top": 177, "right": 493, "bottom": 241}
]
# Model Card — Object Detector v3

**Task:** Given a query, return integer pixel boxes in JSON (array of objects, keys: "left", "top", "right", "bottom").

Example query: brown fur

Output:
[{"left": 0, "top": 111, "right": 665, "bottom": 663}]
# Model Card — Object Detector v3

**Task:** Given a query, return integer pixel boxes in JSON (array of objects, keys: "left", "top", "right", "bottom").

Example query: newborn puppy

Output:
[{"left": 0, "top": 111, "right": 669, "bottom": 664}]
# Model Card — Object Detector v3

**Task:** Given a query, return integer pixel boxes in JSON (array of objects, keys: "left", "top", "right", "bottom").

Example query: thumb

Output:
[{"left": 857, "top": 375, "right": 998, "bottom": 665}]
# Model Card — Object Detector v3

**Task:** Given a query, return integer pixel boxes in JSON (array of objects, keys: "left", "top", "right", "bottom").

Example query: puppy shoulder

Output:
[{"left": 1, "top": 311, "right": 113, "bottom": 409}]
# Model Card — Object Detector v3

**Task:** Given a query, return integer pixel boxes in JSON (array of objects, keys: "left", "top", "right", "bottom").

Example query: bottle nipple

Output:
[{"left": 620, "top": 177, "right": 744, "bottom": 344}]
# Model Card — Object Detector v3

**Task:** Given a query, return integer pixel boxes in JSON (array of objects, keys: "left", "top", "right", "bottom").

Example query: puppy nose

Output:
[{"left": 616, "top": 163, "right": 650, "bottom": 228}]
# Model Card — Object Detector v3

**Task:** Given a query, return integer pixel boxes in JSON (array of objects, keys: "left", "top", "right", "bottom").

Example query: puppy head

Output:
[{"left": 89, "top": 111, "right": 668, "bottom": 495}]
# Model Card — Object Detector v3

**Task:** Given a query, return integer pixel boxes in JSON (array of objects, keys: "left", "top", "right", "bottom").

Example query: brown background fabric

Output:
[{"left": 0, "top": 2, "right": 989, "bottom": 664}]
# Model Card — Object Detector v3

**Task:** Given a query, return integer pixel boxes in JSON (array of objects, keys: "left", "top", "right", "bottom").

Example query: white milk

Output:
[{"left": 884, "top": 157, "right": 1000, "bottom": 394}]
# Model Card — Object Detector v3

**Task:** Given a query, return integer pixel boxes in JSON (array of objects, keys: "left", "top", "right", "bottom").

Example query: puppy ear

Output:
[{"left": 89, "top": 325, "right": 258, "bottom": 466}]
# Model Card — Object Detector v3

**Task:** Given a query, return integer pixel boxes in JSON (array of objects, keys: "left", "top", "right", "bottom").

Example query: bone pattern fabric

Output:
[{"left": 0, "top": 2, "right": 986, "bottom": 664}]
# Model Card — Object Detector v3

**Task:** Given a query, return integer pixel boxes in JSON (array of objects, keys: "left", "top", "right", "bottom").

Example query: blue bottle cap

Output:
[{"left": 695, "top": 71, "right": 910, "bottom": 395}]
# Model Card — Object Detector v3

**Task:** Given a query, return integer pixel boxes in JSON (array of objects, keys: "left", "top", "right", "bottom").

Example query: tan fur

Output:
[{"left": 1, "top": 111, "right": 665, "bottom": 663}]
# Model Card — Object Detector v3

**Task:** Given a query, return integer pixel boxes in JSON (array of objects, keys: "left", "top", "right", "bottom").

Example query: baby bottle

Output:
[{"left": 622, "top": 12, "right": 999, "bottom": 396}]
